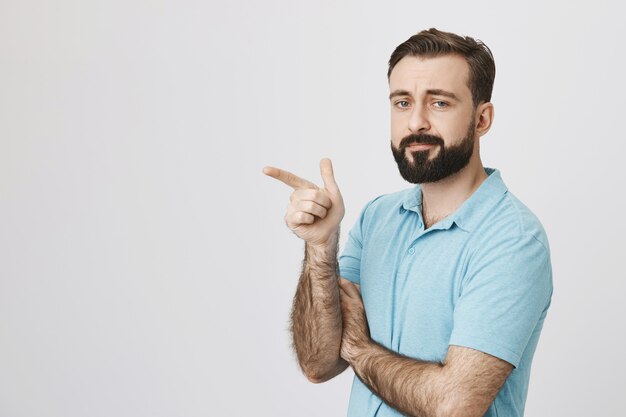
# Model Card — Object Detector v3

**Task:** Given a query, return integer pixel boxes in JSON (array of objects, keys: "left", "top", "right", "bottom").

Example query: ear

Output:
[{"left": 474, "top": 102, "right": 494, "bottom": 138}]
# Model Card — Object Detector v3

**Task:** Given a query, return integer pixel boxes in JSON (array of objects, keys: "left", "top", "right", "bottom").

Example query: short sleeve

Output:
[
  {"left": 338, "top": 198, "right": 380, "bottom": 285},
  {"left": 449, "top": 234, "right": 553, "bottom": 367}
]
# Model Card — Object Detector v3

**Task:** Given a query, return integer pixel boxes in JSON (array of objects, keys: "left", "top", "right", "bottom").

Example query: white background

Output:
[{"left": 1, "top": 0, "right": 625, "bottom": 416}]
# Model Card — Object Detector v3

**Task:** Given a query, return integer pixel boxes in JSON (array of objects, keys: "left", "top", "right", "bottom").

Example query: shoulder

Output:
[
  {"left": 463, "top": 188, "right": 552, "bottom": 292},
  {"left": 481, "top": 190, "right": 550, "bottom": 251},
  {"left": 462, "top": 189, "right": 553, "bottom": 302}
]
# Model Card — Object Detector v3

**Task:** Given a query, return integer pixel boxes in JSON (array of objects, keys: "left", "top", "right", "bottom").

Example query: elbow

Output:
[
  {"left": 301, "top": 361, "right": 346, "bottom": 384},
  {"left": 306, "top": 373, "right": 327, "bottom": 384},
  {"left": 303, "top": 367, "right": 337, "bottom": 384}
]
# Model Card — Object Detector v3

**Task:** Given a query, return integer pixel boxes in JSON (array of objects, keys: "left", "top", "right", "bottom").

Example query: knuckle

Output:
[{"left": 295, "top": 189, "right": 309, "bottom": 201}]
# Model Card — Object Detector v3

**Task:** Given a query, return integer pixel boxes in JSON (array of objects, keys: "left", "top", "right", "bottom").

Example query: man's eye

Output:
[
  {"left": 395, "top": 101, "right": 410, "bottom": 108},
  {"left": 433, "top": 101, "right": 448, "bottom": 108}
]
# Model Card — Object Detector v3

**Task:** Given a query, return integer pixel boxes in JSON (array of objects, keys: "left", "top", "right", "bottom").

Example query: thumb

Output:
[{"left": 320, "top": 158, "right": 340, "bottom": 194}]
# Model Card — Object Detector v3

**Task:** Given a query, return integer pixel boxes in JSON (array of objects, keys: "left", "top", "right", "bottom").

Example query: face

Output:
[{"left": 389, "top": 55, "right": 480, "bottom": 184}]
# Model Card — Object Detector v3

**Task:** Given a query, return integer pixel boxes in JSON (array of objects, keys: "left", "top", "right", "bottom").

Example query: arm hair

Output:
[{"left": 290, "top": 231, "right": 349, "bottom": 382}]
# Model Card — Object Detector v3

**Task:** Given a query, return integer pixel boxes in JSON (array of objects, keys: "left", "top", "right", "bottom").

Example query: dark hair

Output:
[{"left": 388, "top": 28, "right": 495, "bottom": 106}]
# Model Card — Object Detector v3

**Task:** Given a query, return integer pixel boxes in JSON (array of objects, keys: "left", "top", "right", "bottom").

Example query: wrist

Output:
[{"left": 306, "top": 229, "right": 339, "bottom": 253}]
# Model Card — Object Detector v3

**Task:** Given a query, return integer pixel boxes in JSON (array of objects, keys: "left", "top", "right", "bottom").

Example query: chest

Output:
[{"left": 358, "top": 213, "right": 472, "bottom": 360}]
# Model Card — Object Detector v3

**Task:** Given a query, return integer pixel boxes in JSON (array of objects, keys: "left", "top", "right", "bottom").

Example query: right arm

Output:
[
  {"left": 263, "top": 158, "right": 349, "bottom": 382},
  {"left": 291, "top": 235, "right": 349, "bottom": 383}
]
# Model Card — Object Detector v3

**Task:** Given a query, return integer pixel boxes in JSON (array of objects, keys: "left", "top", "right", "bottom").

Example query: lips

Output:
[
  {"left": 406, "top": 143, "right": 435, "bottom": 151},
  {"left": 407, "top": 143, "right": 435, "bottom": 149},
  {"left": 400, "top": 134, "right": 444, "bottom": 148}
]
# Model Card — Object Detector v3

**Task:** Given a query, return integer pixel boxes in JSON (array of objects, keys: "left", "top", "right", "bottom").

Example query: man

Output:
[{"left": 263, "top": 28, "right": 552, "bottom": 417}]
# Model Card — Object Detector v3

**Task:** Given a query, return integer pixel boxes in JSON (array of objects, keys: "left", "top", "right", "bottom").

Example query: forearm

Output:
[
  {"left": 351, "top": 341, "right": 447, "bottom": 417},
  {"left": 351, "top": 342, "right": 508, "bottom": 417},
  {"left": 291, "top": 230, "right": 348, "bottom": 382}
]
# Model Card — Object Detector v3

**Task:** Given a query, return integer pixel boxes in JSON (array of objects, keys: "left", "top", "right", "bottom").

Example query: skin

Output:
[
  {"left": 262, "top": 160, "right": 349, "bottom": 382},
  {"left": 264, "top": 54, "right": 513, "bottom": 416},
  {"left": 390, "top": 55, "right": 494, "bottom": 226},
  {"left": 339, "top": 279, "right": 512, "bottom": 417}
]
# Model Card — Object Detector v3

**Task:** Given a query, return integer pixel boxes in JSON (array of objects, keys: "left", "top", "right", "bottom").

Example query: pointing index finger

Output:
[{"left": 263, "top": 166, "right": 318, "bottom": 190}]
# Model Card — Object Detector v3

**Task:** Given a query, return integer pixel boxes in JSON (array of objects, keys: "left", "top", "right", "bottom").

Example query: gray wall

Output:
[{"left": 1, "top": 0, "right": 624, "bottom": 415}]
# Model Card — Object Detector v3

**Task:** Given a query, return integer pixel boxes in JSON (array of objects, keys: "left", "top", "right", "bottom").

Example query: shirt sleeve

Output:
[
  {"left": 449, "top": 233, "right": 553, "bottom": 368},
  {"left": 338, "top": 198, "right": 380, "bottom": 285}
]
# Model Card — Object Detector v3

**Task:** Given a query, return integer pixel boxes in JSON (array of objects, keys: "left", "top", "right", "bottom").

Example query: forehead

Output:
[{"left": 389, "top": 54, "right": 471, "bottom": 98}]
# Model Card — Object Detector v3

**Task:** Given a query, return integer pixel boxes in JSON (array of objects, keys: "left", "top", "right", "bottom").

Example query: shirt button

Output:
[{"left": 408, "top": 247, "right": 415, "bottom": 255}]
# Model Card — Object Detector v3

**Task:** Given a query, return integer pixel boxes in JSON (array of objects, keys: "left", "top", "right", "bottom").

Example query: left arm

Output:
[{"left": 339, "top": 279, "right": 513, "bottom": 417}]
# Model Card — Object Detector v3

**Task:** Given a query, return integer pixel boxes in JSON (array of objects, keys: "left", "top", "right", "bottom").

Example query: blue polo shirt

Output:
[{"left": 338, "top": 168, "right": 553, "bottom": 417}]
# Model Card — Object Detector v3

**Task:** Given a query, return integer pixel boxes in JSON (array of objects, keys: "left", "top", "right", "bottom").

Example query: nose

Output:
[{"left": 408, "top": 104, "right": 430, "bottom": 134}]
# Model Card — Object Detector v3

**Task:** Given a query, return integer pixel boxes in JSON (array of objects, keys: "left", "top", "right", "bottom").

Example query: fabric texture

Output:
[{"left": 338, "top": 168, "right": 553, "bottom": 417}]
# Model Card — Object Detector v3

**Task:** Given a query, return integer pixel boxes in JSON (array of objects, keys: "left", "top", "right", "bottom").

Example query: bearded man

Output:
[{"left": 264, "top": 28, "right": 552, "bottom": 417}]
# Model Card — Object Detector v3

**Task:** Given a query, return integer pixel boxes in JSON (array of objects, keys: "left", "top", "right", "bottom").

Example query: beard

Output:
[{"left": 391, "top": 119, "right": 476, "bottom": 184}]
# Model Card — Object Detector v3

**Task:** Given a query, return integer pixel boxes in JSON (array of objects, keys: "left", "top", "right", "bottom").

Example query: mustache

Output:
[{"left": 399, "top": 134, "right": 444, "bottom": 150}]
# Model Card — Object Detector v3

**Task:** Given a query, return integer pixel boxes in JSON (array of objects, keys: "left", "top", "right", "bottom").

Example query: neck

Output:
[{"left": 420, "top": 157, "right": 488, "bottom": 228}]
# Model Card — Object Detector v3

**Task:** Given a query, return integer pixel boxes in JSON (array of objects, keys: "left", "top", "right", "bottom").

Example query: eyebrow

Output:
[
  {"left": 389, "top": 89, "right": 411, "bottom": 100},
  {"left": 427, "top": 89, "right": 459, "bottom": 101},
  {"left": 388, "top": 88, "right": 460, "bottom": 101}
]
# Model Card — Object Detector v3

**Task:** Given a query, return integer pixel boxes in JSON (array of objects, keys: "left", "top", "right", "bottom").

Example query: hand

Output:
[
  {"left": 263, "top": 158, "right": 345, "bottom": 247},
  {"left": 339, "top": 278, "right": 371, "bottom": 364}
]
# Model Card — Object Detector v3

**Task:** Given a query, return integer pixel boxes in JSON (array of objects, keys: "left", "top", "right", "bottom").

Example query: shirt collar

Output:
[{"left": 399, "top": 168, "right": 508, "bottom": 232}]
